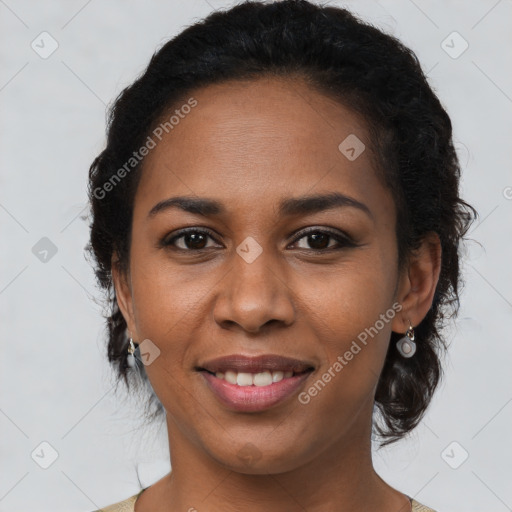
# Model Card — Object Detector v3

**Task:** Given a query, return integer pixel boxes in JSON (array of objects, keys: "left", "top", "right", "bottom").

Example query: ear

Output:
[
  {"left": 111, "top": 254, "right": 139, "bottom": 340},
  {"left": 392, "top": 231, "right": 442, "bottom": 333}
]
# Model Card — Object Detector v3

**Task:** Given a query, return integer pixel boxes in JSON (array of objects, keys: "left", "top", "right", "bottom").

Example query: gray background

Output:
[{"left": 1, "top": 0, "right": 511, "bottom": 511}]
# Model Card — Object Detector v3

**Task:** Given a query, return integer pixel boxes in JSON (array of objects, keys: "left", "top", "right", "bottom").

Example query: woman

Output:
[{"left": 86, "top": 1, "right": 477, "bottom": 510}]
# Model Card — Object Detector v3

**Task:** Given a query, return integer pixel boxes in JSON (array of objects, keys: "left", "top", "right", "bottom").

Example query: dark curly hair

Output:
[{"left": 85, "top": 0, "right": 477, "bottom": 447}]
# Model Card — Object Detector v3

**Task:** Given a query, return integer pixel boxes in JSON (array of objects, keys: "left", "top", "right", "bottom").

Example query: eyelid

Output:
[
  {"left": 161, "top": 226, "right": 221, "bottom": 248},
  {"left": 161, "top": 225, "right": 357, "bottom": 252},
  {"left": 289, "top": 226, "right": 356, "bottom": 245}
]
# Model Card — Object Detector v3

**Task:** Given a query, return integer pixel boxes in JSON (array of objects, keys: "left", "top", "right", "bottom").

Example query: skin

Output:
[{"left": 112, "top": 76, "right": 441, "bottom": 512}]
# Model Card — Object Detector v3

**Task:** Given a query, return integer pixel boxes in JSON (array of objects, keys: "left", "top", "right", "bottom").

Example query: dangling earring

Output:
[
  {"left": 396, "top": 320, "right": 416, "bottom": 358},
  {"left": 127, "top": 338, "right": 137, "bottom": 368}
]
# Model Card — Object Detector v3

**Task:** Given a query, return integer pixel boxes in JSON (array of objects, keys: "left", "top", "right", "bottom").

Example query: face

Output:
[{"left": 114, "top": 76, "right": 413, "bottom": 474}]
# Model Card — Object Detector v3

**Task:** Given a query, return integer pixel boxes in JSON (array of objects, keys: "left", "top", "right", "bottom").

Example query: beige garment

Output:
[{"left": 94, "top": 488, "right": 437, "bottom": 511}]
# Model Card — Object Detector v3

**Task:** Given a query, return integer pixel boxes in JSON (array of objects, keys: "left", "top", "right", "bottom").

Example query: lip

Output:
[
  {"left": 200, "top": 370, "right": 313, "bottom": 412},
  {"left": 197, "top": 354, "right": 315, "bottom": 374}
]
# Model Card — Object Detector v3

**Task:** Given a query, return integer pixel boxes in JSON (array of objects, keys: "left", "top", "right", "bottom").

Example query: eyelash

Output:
[{"left": 161, "top": 226, "right": 358, "bottom": 253}]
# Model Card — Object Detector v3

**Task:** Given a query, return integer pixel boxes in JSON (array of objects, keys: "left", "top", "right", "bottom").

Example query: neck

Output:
[{"left": 136, "top": 402, "right": 411, "bottom": 512}]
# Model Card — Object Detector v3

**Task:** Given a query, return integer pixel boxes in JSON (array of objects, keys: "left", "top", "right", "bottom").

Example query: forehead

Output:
[{"left": 134, "top": 76, "right": 391, "bottom": 221}]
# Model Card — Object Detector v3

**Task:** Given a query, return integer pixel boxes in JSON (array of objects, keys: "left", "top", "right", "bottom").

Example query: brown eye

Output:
[
  {"left": 290, "top": 228, "right": 357, "bottom": 252},
  {"left": 301, "top": 232, "right": 331, "bottom": 250},
  {"left": 162, "top": 228, "right": 221, "bottom": 251}
]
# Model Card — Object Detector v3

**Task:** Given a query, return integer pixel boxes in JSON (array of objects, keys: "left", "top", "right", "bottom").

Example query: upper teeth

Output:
[{"left": 215, "top": 370, "right": 294, "bottom": 386}]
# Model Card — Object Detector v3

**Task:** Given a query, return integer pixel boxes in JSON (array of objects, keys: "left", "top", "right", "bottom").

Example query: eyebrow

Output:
[{"left": 147, "top": 192, "right": 374, "bottom": 222}]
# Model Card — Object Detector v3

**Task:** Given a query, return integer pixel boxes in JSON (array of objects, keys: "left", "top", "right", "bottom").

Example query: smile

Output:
[
  {"left": 199, "top": 368, "right": 314, "bottom": 412},
  {"left": 208, "top": 369, "right": 296, "bottom": 386}
]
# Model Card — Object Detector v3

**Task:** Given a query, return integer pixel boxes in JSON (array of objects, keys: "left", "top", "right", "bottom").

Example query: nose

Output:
[{"left": 213, "top": 249, "right": 296, "bottom": 334}]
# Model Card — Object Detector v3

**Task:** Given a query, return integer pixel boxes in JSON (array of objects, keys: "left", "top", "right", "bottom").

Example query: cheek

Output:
[
  {"left": 298, "top": 287, "right": 396, "bottom": 429},
  {"left": 297, "top": 249, "right": 398, "bottom": 398},
  {"left": 303, "top": 246, "right": 397, "bottom": 341},
  {"left": 129, "top": 249, "right": 209, "bottom": 338}
]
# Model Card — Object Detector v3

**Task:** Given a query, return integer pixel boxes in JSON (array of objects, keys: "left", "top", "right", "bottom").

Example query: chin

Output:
[{"left": 209, "top": 441, "right": 306, "bottom": 475}]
